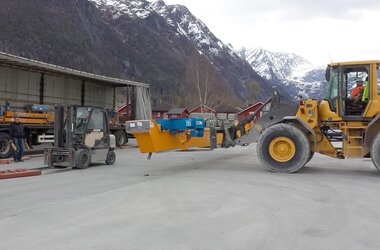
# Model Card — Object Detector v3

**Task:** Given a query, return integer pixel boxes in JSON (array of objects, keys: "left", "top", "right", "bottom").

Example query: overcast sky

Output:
[{"left": 164, "top": 0, "right": 380, "bottom": 66}]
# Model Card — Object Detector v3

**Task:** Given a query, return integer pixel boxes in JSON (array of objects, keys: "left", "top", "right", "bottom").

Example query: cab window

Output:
[
  {"left": 324, "top": 67, "right": 339, "bottom": 110},
  {"left": 345, "top": 71, "right": 368, "bottom": 99},
  {"left": 342, "top": 66, "right": 369, "bottom": 116},
  {"left": 88, "top": 109, "right": 106, "bottom": 130}
]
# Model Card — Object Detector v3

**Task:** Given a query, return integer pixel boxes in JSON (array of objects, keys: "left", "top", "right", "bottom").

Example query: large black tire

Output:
[
  {"left": 371, "top": 132, "right": 380, "bottom": 171},
  {"left": 257, "top": 123, "right": 310, "bottom": 173},
  {"left": 307, "top": 151, "right": 315, "bottom": 163},
  {"left": 0, "top": 133, "right": 12, "bottom": 159},
  {"left": 114, "top": 130, "right": 128, "bottom": 146},
  {"left": 75, "top": 148, "right": 91, "bottom": 169},
  {"left": 106, "top": 150, "right": 116, "bottom": 165}
]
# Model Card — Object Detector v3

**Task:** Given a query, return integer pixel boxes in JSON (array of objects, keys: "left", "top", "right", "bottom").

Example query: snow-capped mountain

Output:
[
  {"left": 87, "top": 0, "right": 280, "bottom": 103},
  {"left": 90, "top": 0, "right": 242, "bottom": 63},
  {"left": 241, "top": 48, "right": 326, "bottom": 99},
  {"left": 0, "top": 0, "right": 287, "bottom": 106}
]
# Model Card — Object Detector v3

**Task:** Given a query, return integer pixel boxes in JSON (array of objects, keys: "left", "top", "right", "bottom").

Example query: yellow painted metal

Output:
[
  {"left": 132, "top": 121, "right": 222, "bottom": 153},
  {"left": 339, "top": 121, "right": 367, "bottom": 158},
  {"left": 1, "top": 111, "right": 54, "bottom": 124},
  {"left": 319, "top": 100, "right": 342, "bottom": 122},
  {"left": 236, "top": 122, "right": 254, "bottom": 137},
  {"left": 269, "top": 136, "right": 296, "bottom": 162},
  {"left": 296, "top": 99, "right": 338, "bottom": 158},
  {"left": 363, "top": 62, "right": 380, "bottom": 117},
  {"left": 328, "top": 60, "right": 380, "bottom": 67}
]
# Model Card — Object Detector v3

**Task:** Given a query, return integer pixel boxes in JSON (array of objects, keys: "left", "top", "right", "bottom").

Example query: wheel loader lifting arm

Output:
[
  {"left": 221, "top": 97, "right": 272, "bottom": 148},
  {"left": 222, "top": 88, "right": 299, "bottom": 148}
]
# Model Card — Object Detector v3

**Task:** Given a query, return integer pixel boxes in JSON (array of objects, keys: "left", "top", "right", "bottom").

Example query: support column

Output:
[
  {"left": 113, "top": 86, "right": 116, "bottom": 110},
  {"left": 39, "top": 73, "right": 44, "bottom": 105},
  {"left": 131, "top": 86, "right": 136, "bottom": 120},
  {"left": 126, "top": 86, "right": 130, "bottom": 119},
  {"left": 81, "top": 80, "right": 85, "bottom": 106}
]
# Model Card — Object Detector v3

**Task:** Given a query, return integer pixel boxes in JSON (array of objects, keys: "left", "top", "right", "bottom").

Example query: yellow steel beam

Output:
[{"left": 130, "top": 120, "right": 222, "bottom": 153}]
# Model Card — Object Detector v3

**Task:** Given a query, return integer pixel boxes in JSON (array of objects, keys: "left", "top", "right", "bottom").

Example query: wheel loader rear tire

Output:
[
  {"left": 371, "top": 132, "right": 380, "bottom": 171},
  {"left": 257, "top": 123, "right": 310, "bottom": 173}
]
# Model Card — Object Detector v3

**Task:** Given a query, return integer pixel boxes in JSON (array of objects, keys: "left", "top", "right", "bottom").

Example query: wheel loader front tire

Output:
[
  {"left": 257, "top": 123, "right": 310, "bottom": 173},
  {"left": 371, "top": 132, "right": 380, "bottom": 171},
  {"left": 307, "top": 151, "right": 315, "bottom": 163}
]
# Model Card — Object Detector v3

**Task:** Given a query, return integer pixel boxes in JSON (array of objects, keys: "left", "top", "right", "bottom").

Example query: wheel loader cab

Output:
[{"left": 324, "top": 61, "right": 380, "bottom": 119}]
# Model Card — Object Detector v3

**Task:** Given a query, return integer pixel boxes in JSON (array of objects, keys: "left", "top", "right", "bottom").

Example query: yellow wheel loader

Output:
[
  {"left": 224, "top": 60, "right": 380, "bottom": 173},
  {"left": 127, "top": 60, "right": 380, "bottom": 174}
]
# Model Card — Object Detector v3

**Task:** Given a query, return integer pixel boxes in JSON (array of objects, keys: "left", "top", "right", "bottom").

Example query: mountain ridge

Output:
[
  {"left": 240, "top": 47, "right": 326, "bottom": 99},
  {"left": 0, "top": 0, "right": 289, "bottom": 107}
]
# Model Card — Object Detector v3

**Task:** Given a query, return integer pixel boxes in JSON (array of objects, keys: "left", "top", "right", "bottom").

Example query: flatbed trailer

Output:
[
  {"left": 0, "top": 115, "right": 128, "bottom": 159},
  {"left": 0, "top": 52, "right": 151, "bottom": 158}
]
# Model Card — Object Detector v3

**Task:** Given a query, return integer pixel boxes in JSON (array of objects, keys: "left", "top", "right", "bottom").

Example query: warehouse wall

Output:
[
  {"left": 0, "top": 65, "right": 114, "bottom": 110},
  {"left": 85, "top": 81, "right": 113, "bottom": 109},
  {"left": 44, "top": 74, "right": 82, "bottom": 106},
  {"left": 0, "top": 66, "right": 40, "bottom": 108}
]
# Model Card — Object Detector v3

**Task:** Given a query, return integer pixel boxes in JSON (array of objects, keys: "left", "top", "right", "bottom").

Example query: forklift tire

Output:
[
  {"left": 75, "top": 149, "right": 91, "bottom": 169},
  {"left": 0, "top": 133, "right": 12, "bottom": 159},
  {"left": 106, "top": 150, "right": 116, "bottom": 165},
  {"left": 371, "top": 133, "right": 380, "bottom": 171},
  {"left": 114, "top": 130, "right": 128, "bottom": 146},
  {"left": 257, "top": 123, "right": 310, "bottom": 173}
]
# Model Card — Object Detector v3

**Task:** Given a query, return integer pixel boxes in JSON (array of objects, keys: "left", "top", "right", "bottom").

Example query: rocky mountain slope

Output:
[
  {"left": 0, "top": 0, "right": 283, "bottom": 107},
  {"left": 89, "top": 0, "right": 281, "bottom": 104},
  {"left": 240, "top": 48, "right": 326, "bottom": 99}
]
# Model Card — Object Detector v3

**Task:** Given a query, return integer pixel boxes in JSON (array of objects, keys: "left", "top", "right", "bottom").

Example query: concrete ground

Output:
[{"left": 1, "top": 141, "right": 380, "bottom": 250}]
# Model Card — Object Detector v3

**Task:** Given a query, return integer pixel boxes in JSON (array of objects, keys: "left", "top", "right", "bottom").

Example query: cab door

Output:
[
  {"left": 338, "top": 64, "right": 370, "bottom": 118},
  {"left": 363, "top": 63, "right": 380, "bottom": 117},
  {"left": 84, "top": 108, "right": 110, "bottom": 149}
]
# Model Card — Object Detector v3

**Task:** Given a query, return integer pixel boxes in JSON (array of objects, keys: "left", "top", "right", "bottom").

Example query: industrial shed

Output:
[{"left": 0, "top": 52, "right": 151, "bottom": 119}]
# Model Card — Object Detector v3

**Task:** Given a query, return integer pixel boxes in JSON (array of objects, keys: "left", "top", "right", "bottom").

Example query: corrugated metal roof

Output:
[
  {"left": 168, "top": 108, "right": 188, "bottom": 115},
  {"left": 237, "top": 102, "right": 264, "bottom": 115},
  {"left": 0, "top": 51, "right": 149, "bottom": 88},
  {"left": 152, "top": 104, "right": 172, "bottom": 112},
  {"left": 215, "top": 104, "right": 241, "bottom": 113}
]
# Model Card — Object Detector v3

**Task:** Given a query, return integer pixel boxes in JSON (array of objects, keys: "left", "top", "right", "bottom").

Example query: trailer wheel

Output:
[
  {"left": 114, "top": 130, "right": 128, "bottom": 146},
  {"left": 75, "top": 149, "right": 91, "bottom": 169},
  {"left": 371, "top": 132, "right": 380, "bottom": 171},
  {"left": 257, "top": 123, "right": 310, "bottom": 173},
  {"left": 106, "top": 150, "right": 116, "bottom": 165},
  {"left": 0, "top": 133, "right": 12, "bottom": 159}
]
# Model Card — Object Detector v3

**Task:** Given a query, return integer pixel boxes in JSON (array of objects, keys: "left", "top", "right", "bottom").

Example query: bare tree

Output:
[
  {"left": 185, "top": 52, "right": 231, "bottom": 111},
  {"left": 245, "top": 80, "right": 260, "bottom": 106}
]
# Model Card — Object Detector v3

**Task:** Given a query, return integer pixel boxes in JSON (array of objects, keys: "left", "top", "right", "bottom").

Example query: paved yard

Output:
[{"left": 1, "top": 142, "right": 380, "bottom": 250}]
